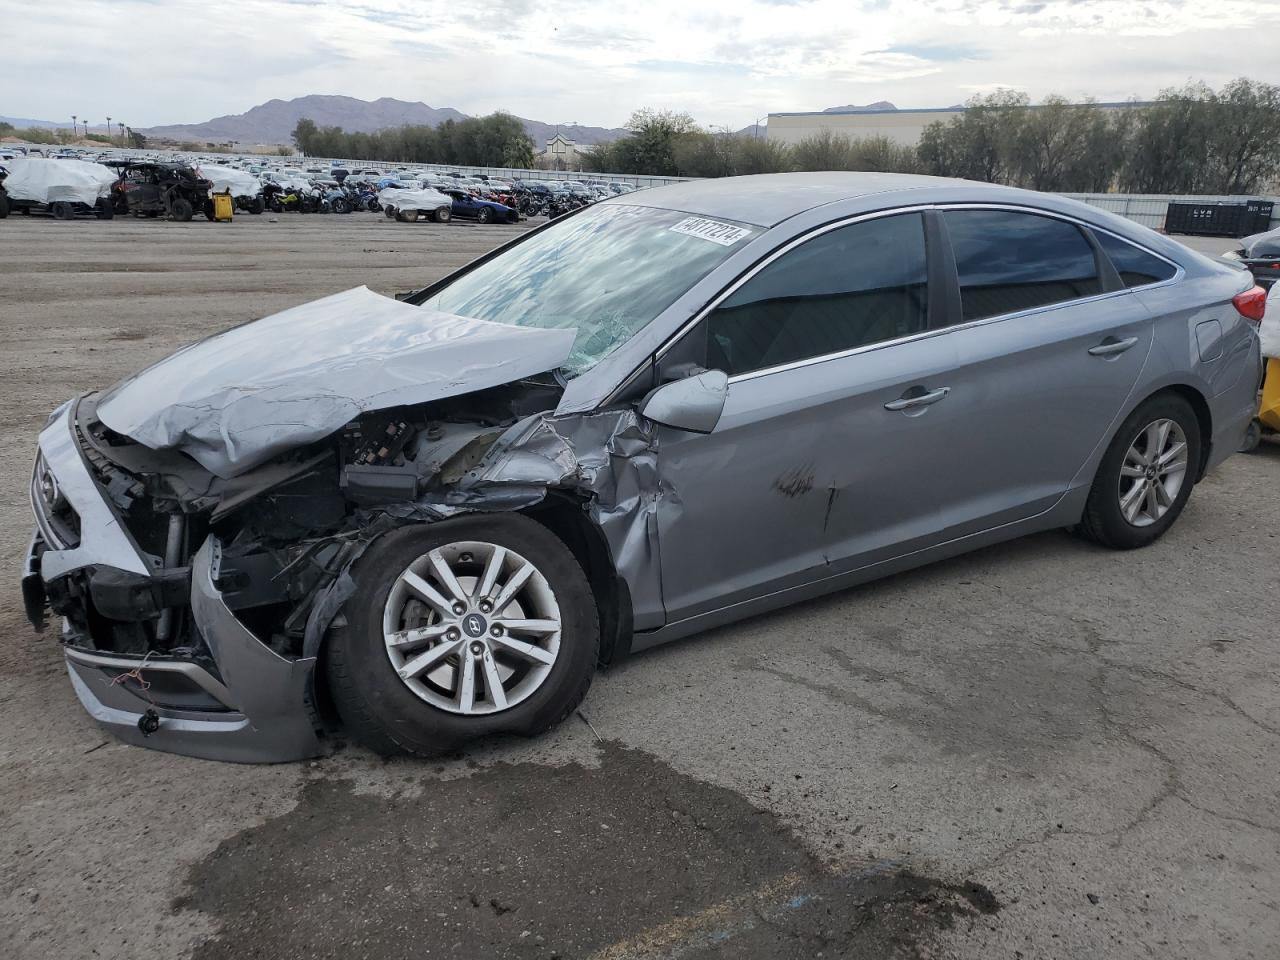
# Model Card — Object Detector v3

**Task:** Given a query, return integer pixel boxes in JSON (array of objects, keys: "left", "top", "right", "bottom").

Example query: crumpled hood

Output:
[{"left": 96, "top": 286, "right": 576, "bottom": 478}]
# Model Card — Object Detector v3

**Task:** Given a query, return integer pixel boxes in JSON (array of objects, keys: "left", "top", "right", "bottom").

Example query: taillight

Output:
[{"left": 1233, "top": 286, "right": 1267, "bottom": 324}]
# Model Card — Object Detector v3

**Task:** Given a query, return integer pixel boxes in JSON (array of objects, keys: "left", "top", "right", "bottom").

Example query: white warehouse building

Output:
[{"left": 765, "top": 102, "right": 1148, "bottom": 147}]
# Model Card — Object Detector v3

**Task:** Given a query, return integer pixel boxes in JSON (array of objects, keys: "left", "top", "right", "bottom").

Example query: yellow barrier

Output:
[{"left": 211, "top": 192, "right": 233, "bottom": 222}]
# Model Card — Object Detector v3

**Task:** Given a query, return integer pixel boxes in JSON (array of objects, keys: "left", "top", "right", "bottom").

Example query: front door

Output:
[{"left": 654, "top": 211, "right": 949, "bottom": 622}]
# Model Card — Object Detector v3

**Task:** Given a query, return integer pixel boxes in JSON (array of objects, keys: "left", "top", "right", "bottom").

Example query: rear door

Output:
[{"left": 905, "top": 207, "right": 1155, "bottom": 537}]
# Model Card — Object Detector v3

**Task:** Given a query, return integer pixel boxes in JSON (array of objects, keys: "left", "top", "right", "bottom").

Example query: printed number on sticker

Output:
[{"left": 668, "top": 217, "right": 752, "bottom": 246}]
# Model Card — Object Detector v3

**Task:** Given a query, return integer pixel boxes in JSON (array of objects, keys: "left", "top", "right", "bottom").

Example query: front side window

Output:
[
  {"left": 945, "top": 210, "right": 1102, "bottom": 322},
  {"left": 423, "top": 204, "right": 755, "bottom": 377},
  {"left": 704, "top": 213, "right": 929, "bottom": 377},
  {"left": 1094, "top": 231, "right": 1177, "bottom": 288}
]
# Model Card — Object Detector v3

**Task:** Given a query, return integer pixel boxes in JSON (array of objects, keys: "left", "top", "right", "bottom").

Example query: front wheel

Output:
[
  {"left": 324, "top": 515, "right": 599, "bottom": 757},
  {"left": 433, "top": 205, "right": 452, "bottom": 223},
  {"left": 169, "top": 197, "right": 193, "bottom": 222},
  {"left": 1078, "top": 393, "right": 1201, "bottom": 550},
  {"left": 385, "top": 205, "right": 397, "bottom": 219},
  {"left": 475, "top": 206, "right": 494, "bottom": 224}
]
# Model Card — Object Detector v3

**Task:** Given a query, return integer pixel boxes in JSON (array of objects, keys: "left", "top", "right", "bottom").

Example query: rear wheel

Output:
[
  {"left": 51, "top": 201, "right": 75, "bottom": 220},
  {"left": 324, "top": 515, "right": 598, "bottom": 757},
  {"left": 169, "top": 197, "right": 193, "bottom": 222},
  {"left": 1078, "top": 393, "right": 1201, "bottom": 550},
  {"left": 433, "top": 205, "right": 452, "bottom": 223},
  {"left": 95, "top": 197, "right": 114, "bottom": 220},
  {"left": 385, "top": 205, "right": 398, "bottom": 219},
  {"left": 0, "top": 192, "right": 12, "bottom": 218},
  {"left": 249, "top": 196, "right": 265, "bottom": 215}
]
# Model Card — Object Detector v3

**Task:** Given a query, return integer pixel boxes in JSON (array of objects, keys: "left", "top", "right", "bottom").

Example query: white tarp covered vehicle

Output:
[
  {"left": 379, "top": 187, "right": 453, "bottom": 223},
  {"left": 198, "top": 164, "right": 266, "bottom": 214},
  {"left": 0, "top": 157, "right": 117, "bottom": 219}
]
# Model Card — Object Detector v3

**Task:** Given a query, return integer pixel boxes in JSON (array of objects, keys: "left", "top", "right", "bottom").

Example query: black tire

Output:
[
  {"left": 433, "top": 205, "right": 452, "bottom": 223},
  {"left": 169, "top": 197, "right": 193, "bottom": 222},
  {"left": 51, "top": 201, "right": 74, "bottom": 220},
  {"left": 95, "top": 197, "right": 114, "bottom": 220},
  {"left": 1078, "top": 392, "right": 1201, "bottom": 550},
  {"left": 385, "top": 206, "right": 398, "bottom": 219},
  {"left": 324, "top": 515, "right": 599, "bottom": 757},
  {"left": 250, "top": 196, "right": 265, "bottom": 215},
  {"left": 0, "top": 192, "right": 12, "bottom": 218},
  {"left": 475, "top": 205, "right": 494, "bottom": 224},
  {"left": 203, "top": 200, "right": 216, "bottom": 221},
  {"left": 332, "top": 198, "right": 350, "bottom": 215}
]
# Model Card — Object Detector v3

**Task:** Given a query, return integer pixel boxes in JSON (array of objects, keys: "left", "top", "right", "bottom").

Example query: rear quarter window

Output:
[{"left": 1093, "top": 231, "right": 1178, "bottom": 288}]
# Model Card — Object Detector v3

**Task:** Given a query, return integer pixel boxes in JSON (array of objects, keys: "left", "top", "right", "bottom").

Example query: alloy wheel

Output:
[
  {"left": 1117, "top": 418, "right": 1188, "bottom": 527},
  {"left": 382, "top": 541, "right": 562, "bottom": 715}
]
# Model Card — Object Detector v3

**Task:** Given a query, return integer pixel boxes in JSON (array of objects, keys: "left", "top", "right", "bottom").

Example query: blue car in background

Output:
[{"left": 446, "top": 189, "right": 519, "bottom": 224}]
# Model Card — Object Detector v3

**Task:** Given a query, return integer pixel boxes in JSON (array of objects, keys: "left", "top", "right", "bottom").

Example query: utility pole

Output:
[{"left": 106, "top": 116, "right": 112, "bottom": 142}]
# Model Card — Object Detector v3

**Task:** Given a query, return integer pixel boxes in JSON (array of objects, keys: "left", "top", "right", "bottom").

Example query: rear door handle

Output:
[
  {"left": 884, "top": 386, "right": 950, "bottom": 411},
  {"left": 1088, "top": 336, "right": 1139, "bottom": 357}
]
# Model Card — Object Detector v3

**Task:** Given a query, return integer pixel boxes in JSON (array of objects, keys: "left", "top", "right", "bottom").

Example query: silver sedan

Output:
[{"left": 23, "top": 173, "right": 1264, "bottom": 761}]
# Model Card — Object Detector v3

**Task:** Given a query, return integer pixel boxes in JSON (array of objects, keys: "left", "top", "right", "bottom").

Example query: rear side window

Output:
[
  {"left": 945, "top": 210, "right": 1102, "bottom": 322},
  {"left": 706, "top": 213, "right": 929, "bottom": 376},
  {"left": 1094, "top": 231, "right": 1177, "bottom": 288}
]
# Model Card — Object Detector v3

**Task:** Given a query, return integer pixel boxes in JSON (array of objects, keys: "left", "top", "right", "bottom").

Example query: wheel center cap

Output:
[{"left": 461, "top": 613, "right": 488, "bottom": 638}]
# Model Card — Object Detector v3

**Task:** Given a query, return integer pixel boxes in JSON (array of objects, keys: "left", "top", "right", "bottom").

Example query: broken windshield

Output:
[{"left": 422, "top": 203, "right": 755, "bottom": 376}]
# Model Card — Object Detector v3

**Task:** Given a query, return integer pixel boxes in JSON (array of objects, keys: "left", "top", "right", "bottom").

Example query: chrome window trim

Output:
[{"left": 638, "top": 201, "right": 1183, "bottom": 389}]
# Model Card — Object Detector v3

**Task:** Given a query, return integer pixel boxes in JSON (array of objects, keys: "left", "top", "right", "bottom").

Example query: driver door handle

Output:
[
  {"left": 884, "top": 387, "right": 951, "bottom": 411},
  {"left": 1088, "top": 336, "right": 1139, "bottom": 357}
]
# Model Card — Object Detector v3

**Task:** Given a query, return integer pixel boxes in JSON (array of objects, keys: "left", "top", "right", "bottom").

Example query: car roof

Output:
[{"left": 615, "top": 171, "right": 1018, "bottom": 227}]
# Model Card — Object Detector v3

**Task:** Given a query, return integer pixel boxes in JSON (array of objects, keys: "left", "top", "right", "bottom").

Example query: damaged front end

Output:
[{"left": 26, "top": 371, "right": 664, "bottom": 761}]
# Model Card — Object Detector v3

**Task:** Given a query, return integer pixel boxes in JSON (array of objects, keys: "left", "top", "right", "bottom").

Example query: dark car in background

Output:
[
  {"left": 107, "top": 161, "right": 211, "bottom": 222},
  {"left": 446, "top": 188, "right": 519, "bottom": 224},
  {"left": 1227, "top": 226, "right": 1280, "bottom": 289}
]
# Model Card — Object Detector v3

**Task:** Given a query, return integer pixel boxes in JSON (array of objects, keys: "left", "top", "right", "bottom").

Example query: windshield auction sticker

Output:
[{"left": 668, "top": 216, "right": 752, "bottom": 246}]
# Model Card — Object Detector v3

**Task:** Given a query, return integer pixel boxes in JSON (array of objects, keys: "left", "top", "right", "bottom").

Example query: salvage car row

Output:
[{"left": 0, "top": 155, "right": 633, "bottom": 223}]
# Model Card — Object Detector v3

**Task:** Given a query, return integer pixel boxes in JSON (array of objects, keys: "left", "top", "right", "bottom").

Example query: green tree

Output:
[
  {"left": 292, "top": 118, "right": 319, "bottom": 155},
  {"left": 605, "top": 109, "right": 699, "bottom": 175},
  {"left": 1202, "top": 78, "right": 1280, "bottom": 194},
  {"left": 917, "top": 90, "right": 1028, "bottom": 182}
]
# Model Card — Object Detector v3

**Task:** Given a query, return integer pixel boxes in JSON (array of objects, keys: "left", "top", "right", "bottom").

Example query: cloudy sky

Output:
[{"left": 5, "top": 0, "right": 1278, "bottom": 129}]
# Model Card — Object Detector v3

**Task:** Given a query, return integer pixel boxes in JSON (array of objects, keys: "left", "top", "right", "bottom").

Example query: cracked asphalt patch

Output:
[{"left": 175, "top": 743, "right": 997, "bottom": 960}]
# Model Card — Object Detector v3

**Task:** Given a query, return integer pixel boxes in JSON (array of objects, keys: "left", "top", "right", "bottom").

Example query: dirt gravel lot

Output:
[{"left": 1, "top": 213, "right": 1277, "bottom": 960}]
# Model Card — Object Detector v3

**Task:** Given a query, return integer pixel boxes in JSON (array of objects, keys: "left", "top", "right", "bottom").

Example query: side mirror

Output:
[{"left": 639, "top": 370, "right": 728, "bottom": 434}]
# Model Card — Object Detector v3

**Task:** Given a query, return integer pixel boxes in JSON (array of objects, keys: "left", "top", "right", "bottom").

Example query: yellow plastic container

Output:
[
  {"left": 1260, "top": 357, "right": 1280, "bottom": 433},
  {"left": 211, "top": 192, "right": 234, "bottom": 222}
]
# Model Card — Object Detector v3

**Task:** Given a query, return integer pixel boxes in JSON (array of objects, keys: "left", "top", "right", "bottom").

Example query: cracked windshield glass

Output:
[{"left": 423, "top": 203, "right": 756, "bottom": 375}]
